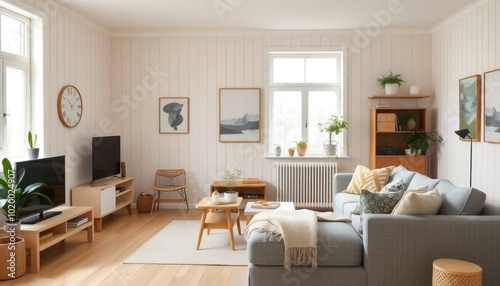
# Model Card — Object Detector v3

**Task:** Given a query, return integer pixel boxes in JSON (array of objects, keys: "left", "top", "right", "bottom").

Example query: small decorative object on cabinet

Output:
[
  {"left": 295, "top": 140, "right": 308, "bottom": 156},
  {"left": 72, "top": 177, "right": 134, "bottom": 231},
  {"left": 377, "top": 71, "right": 405, "bottom": 95},
  {"left": 399, "top": 111, "right": 420, "bottom": 131},
  {"left": 318, "top": 115, "right": 348, "bottom": 156},
  {"left": 27, "top": 131, "right": 39, "bottom": 159},
  {"left": 222, "top": 168, "right": 243, "bottom": 202},
  {"left": 369, "top": 107, "right": 428, "bottom": 175}
]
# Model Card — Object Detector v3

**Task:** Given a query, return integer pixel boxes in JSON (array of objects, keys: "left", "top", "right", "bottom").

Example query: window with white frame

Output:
[
  {"left": 0, "top": 8, "right": 30, "bottom": 159},
  {"left": 269, "top": 51, "right": 346, "bottom": 156}
]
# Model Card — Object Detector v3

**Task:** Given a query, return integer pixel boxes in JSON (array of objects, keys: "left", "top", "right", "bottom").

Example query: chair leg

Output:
[
  {"left": 150, "top": 190, "right": 156, "bottom": 216},
  {"left": 156, "top": 192, "right": 161, "bottom": 210},
  {"left": 183, "top": 188, "right": 189, "bottom": 211}
]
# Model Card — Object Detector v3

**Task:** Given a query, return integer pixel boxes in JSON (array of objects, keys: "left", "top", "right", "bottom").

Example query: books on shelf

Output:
[
  {"left": 251, "top": 201, "right": 280, "bottom": 209},
  {"left": 68, "top": 216, "right": 89, "bottom": 228},
  {"left": 39, "top": 232, "right": 53, "bottom": 242}
]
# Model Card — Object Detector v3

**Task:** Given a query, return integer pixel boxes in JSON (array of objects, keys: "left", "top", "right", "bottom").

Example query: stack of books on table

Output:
[
  {"left": 39, "top": 231, "right": 53, "bottom": 243},
  {"left": 251, "top": 201, "right": 280, "bottom": 209},
  {"left": 67, "top": 216, "right": 89, "bottom": 228}
]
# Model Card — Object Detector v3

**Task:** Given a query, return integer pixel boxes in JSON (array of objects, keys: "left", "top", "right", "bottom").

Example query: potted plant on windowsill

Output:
[
  {"left": 405, "top": 131, "right": 443, "bottom": 156},
  {"left": 0, "top": 158, "right": 50, "bottom": 280},
  {"left": 318, "top": 115, "right": 348, "bottom": 156},
  {"left": 27, "top": 131, "right": 39, "bottom": 160},
  {"left": 288, "top": 146, "right": 295, "bottom": 156},
  {"left": 222, "top": 168, "right": 243, "bottom": 202},
  {"left": 377, "top": 71, "right": 405, "bottom": 95},
  {"left": 295, "top": 140, "right": 308, "bottom": 156}
]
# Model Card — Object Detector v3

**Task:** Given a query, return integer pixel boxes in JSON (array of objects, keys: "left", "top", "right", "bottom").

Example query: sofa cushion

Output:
[
  {"left": 407, "top": 173, "right": 441, "bottom": 191},
  {"left": 334, "top": 193, "right": 360, "bottom": 215},
  {"left": 392, "top": 187, "right": 442, "bottom": 215},
  {"left": 343, "top": 165, "right": 394, "bottom": 194},
  {"left": 390, "top": 165, "right": 417, "bottom": 190},
  {"left": 435, "top": 180, "right": 486, "bottom": 215},
  {"left": 358, "top": 189, "right": 404, "bottom": 233},
  {"left": 352, "top": 179, "right": 405, "bottom": 215},
  {"left": 247, "top": 222, "right": 362, "bottom": 267}
]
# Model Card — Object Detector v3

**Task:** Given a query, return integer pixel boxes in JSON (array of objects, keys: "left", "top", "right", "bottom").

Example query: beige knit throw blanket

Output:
[{"left": 244, "top": 209, "right": 318, "bottom": 271}]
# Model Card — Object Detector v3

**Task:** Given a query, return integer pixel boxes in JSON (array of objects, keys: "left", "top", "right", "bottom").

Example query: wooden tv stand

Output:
[
  {"left": 0, "top": 206, "right": 94, "bottom": 274},
  {"left": 72, "top": 177, "right": 134, "bottom": 231}
]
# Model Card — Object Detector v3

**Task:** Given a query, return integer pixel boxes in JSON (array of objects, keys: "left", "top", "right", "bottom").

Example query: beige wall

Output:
[{"left": 432, "top": 0, "right": 500, "bottom": 205}]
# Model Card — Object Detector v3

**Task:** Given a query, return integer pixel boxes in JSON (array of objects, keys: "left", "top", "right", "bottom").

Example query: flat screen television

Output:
[
  {"left": 92, "top": 135, "right": 121, "bottom": 184},
  {"left": 15, "top": 155, "right": 66, "bottom": 224}
]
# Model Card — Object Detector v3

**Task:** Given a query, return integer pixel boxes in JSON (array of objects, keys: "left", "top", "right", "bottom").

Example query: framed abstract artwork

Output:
[
  {"left": 484, "top": 69, "right": 500, "bottom": 143},
  {"left": 159, "top": 97, "right": 189, "bottom": 134},
  {"left": 459, "top": 75, "right": 481, "bottom": 141},
  {"left": 219, "top": 88, "right": 261, "bottom": 142}
]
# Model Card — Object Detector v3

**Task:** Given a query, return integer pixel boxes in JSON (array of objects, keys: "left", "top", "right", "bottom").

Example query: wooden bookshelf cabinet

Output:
[
  {"left": 210, "top": 181, "right": 267, "bottom": 207},
  {"left": 369, "top": 107, "right": 428, "bottom": 175},
  {"left": 72, "top": 177, "right": 134, "bottom": 231},
  {"left": 0, "top": 206, "right": 94, "bottom": 274}
]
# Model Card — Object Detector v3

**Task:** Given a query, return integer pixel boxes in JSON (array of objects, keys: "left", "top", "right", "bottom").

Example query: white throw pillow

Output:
[{"left": 392, "top": 187, "right": 442, "bottom": 215}]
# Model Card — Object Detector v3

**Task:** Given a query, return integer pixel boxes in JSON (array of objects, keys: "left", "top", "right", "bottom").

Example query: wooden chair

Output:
[{"left": 150, "top": 169, "right": 189, "bottom": 215}]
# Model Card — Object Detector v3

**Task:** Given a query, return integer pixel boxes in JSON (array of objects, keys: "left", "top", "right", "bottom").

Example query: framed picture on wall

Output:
[
  {"left": 159, "top": 97, "right": 189, "bottom": 134},
  {"left": 219, "top": 88, "right": 261, "bottom": 142},
  {"left": 484, "top": 69, "right": 500, "bottom": 143},
  {"left": 459, "top": 75, "right": 481, "bottom": 141}
]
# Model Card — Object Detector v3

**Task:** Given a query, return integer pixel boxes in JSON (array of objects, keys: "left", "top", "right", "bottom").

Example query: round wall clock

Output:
[{"left": 57, "top": 85, "right": 83, "bottom": 128}]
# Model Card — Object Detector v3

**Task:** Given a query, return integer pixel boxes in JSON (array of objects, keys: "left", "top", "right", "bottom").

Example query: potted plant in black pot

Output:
[
  {"left": 222, "top": 168, "right": 243, "bottom": 202},
  {"left": 377, "top": 71, "right": 405, "bottom": 95},
  {"left": 27, "top": 131, "right": 39, "bottom": 159},
  {"left": 0, "top": 158, "right": 50, "bottom": 280},
  {"left": 318, "top": 115, "right": 348, "bottom": 156},
  {"left": 405, "top": 131, "right": 443, "bottom": 156}
]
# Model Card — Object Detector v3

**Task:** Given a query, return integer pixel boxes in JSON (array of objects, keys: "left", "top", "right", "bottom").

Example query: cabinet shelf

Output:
[{"left": 369, "top": 94, "right": 431, "bottom": 99}]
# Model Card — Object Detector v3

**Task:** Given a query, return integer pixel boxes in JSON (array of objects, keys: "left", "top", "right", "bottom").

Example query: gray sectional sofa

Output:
[{"left": 246, "top": 165, "right": 500, "bottom": 285}]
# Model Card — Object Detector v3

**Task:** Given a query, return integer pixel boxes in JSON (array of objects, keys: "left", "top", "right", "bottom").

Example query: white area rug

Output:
[{"left": 124, "top": 220, "right": 248, "bottom": 266}]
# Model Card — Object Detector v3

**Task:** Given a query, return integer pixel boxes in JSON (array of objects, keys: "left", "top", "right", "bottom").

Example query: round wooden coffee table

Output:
[{"left": 432, "top": 258, "right": 482, "bottom": 286}]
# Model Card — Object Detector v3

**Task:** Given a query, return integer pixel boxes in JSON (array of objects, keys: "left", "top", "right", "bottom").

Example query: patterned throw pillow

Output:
[
  {"left": 352, "top": 179, "right": 405, "bottom": 215},
  {"left": 358, "top": 189, "right": 404, "bottom": 233},
  {"left": 343, "top": 165, "right": 395, "bottom": 195}
]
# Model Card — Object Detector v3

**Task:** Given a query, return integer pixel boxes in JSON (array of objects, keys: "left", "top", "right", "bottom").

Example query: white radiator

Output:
[{"left": 275, "top": 162, "right": 337, "bottom": 208}]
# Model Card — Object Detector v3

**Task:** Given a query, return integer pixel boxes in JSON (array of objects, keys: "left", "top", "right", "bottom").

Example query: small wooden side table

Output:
[
  {"left": 195, "top": 197, "right": 242, "bottom": 251},
  {"left": 433, "top": 258, "right": 482, "bottom": 286}
]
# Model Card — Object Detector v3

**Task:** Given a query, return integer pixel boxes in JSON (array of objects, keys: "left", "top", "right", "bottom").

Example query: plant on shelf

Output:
[
  {"left": 222, "top": 168, "right": 243, "bottom": 192},
  {"left": 318, "top": 115, "right": 348, "bottom": 156},
  {"left": 295, "top": 140, "right": 308, "bottom": 156},
  {"left": 27, "top": 131, "right": 40, "bottom": 159},
  {"left": 405, "top": 131, "right": 443, "bottom": 156},
  {"left": 0, "top": 158, "right": 50, "bottom": 230},
  {"left": 288, "top": 146, "right": 295, "bottom": 156},
  {"left": 399, "top": 111, "right": 420, "bottom": 131},
  {"left": 377, "top": 71, "right": 405, "bottom": 95}
]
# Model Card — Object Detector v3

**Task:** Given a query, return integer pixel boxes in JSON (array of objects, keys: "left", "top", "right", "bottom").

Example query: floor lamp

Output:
[{"left": 454, "top": 128, "right": 472, "bottom": 187}]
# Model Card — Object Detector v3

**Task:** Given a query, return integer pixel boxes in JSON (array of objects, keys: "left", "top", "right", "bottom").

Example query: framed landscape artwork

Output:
[
  {"left": 484, "top": 69, "right": 500, "bottom": 143},
  {"left": 459, "top": 75, "right": 481, "bottom": 141},
  {"left": 219, "top": 88, "right": 261, "bottom": 142},
  {"left": 159, "top": 97, "right": 189, "bottom": 134}
]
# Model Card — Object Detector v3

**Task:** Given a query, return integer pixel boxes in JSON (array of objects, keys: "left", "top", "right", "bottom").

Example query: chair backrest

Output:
[{"left": 155, "top": 169, "right": 186, "bottom": 188}]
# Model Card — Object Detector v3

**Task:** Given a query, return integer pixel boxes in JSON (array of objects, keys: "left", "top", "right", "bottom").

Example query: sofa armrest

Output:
[
  {"left": 333, "top": 173, "right": 353, "bottom": 194},
  {"left": 363, "top": 214, "right": 500, "bottom": 286}
]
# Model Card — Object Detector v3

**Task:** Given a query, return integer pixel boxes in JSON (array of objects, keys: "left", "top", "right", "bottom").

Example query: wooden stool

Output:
[{"left": 433, "top": 258, "right": 482, "bottom": 286}]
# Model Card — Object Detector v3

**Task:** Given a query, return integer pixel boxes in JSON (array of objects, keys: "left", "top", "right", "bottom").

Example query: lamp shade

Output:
[{"left": 454, "top": 129, "right": 470, "bottom": 139}]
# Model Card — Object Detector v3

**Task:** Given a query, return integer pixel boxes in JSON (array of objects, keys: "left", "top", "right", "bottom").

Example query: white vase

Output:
[
  {"left": 224, "top": 191, "right": 238, "bottom": 203},
  {"left": 384, "top": 84, "right": 399, "bottom": 95},
  {"left": 274, "top": 146, "right": 281, "bottom": 156},
  {"left": 409, "top": 85, "right": 420, "bottom": 95}
]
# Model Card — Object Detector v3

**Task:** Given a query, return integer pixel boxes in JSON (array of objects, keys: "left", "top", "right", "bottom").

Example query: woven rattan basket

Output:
[
  {"left": 137, "top": 192, "right": 153, "bottom": 213},
  {"left": 433, "top": 259, "right": 482, "bottom": 286},
  {"left": 0, "top": 236, "right": 26, "bottom": 280}
]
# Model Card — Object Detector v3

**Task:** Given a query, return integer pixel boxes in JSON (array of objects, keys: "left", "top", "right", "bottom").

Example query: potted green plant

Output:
[
  {"left": 377, "top": 71, "right": 405, "bottom": 95},
  {"left": 287, "top": 146, "right": 295, "bottom": 156},
  {"left": 399, "top": 111, "right": 419, "bottom": 131},
  {"left": 27, "top": 131, "right": 39, "bottom": 159},
  {"left": 222, "top": 168, "right": 243, "bottom": 202},
  {"left": 295, "top": 140, "right": 308, "bottom": 156},
  {"left": 318, "top": 115, "right": 348, "bottom": 156},
  {"left": 405, "top": 131, "right": 443, "bottom": 156}
]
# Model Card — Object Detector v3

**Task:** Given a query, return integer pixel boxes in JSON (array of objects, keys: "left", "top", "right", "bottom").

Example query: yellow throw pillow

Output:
[{"left": 343, "top": 165, "right": 395, "bottom": 194}]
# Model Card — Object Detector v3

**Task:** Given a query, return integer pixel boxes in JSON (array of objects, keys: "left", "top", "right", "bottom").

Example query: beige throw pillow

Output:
[
  {"left": 392, "top": 187, "right": 442, "bottom": 215},
  {"left": 343, "top": 165, "right": 394, "bottom": 194}
]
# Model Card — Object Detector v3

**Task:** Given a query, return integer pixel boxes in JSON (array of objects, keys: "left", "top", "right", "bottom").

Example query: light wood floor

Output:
[{"left": 4, "top": 208, "right": 248, "bottom": 286}]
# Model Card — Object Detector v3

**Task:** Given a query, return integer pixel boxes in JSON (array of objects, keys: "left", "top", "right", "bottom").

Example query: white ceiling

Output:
[{"left": 59, "top": 0, "right": 476, "bottom": 32}]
